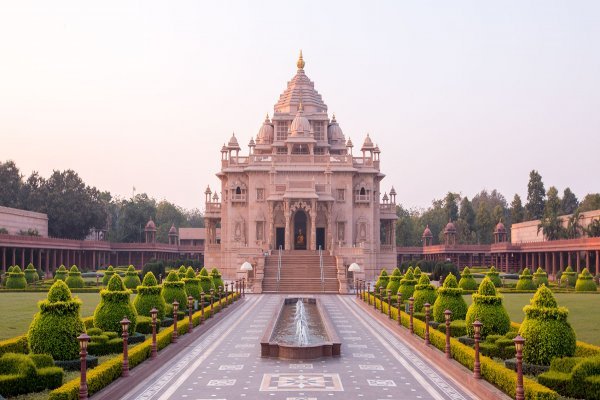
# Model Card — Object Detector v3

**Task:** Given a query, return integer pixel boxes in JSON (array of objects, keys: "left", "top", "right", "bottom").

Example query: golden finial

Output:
[
  {"left": 265, "top": 113, "right": 270, "bottom": 121},
  {"left": 332, "top": 113, "right": 336, "bottom": 122},
  {"left": 297, "top": 49, "right": 305, "bottom": 70},
  {"left": 298, "top": 101, "right": 304, "bottom": 112}
]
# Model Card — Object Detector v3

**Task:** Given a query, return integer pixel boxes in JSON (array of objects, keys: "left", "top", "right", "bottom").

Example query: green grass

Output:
[{"left": 464, "top": 292, "right": 600, "bottom": 345}]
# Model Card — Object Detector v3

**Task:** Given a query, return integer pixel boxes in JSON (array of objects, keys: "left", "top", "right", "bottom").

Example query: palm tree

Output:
[
  {"left": 565, "top": 210, "right": 584, "bottom": 239},
  {"left": 537, "top": 213, "right": 565, "bottom": 240},
  {"left": 587, "top": 218, "right": 600, "bottom": 238}
]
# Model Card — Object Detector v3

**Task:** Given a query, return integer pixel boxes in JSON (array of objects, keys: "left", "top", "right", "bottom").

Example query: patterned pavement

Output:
[{"left": 120, "top": 295, "right": 477, "bottom": 400}]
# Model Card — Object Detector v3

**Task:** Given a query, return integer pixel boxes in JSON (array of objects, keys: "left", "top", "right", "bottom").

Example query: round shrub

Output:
[
  {"left": 398, "top": 269, "right": 418, "bottom": 302},
  {"left": 374, "top": 268, "right": 389, "bottom": 293},
  {"left": 458, "top": 267, "right": 478, "bottom": 291},
  {"left": 433, "top": 274, "right": 467, "bottom": 323},
  {"left": 133, "top": 272, "right": 167, "bottom": 320},
  {"left": 27, "top": 280, "right": 85, "bottom": 360},
  {"left": 385, "top": 268, "right": 402, "bottom": 296},
  {"left": 161, "top": 270, "right": 188, "bottom": 310},
  {"left": 177, "top": 265, "right": 187, "bottom": 280},
  {"left": 24, "top": 263, "right": 39, "bottom": 283},
  {"left": 413, "top": 274, "right": 437, "bottom": 313},
  {"left": 465, "top": 277, "right": 510, "bottom": 339},
  {"left": 6, "top": 265, "right": 27, "bottom": 289},
  {"left": 65, "top": 265, "right": 85, "bottom": 289},
  {"left": 485, "top": 266, "right": 502, "bottom": 287},
  {"left": 533, "top": 267, "right": 549, "bottom": 287},
  {"left": 518, "top": 284, "right": 576, "bottom": 365},
  {"left": 210, "top": 268, "right": 224, "bottom": 291},
  {"left": 123, "top": 265, "right": 141, "bottom": 289},
  {"left": 575, "top": 268, "right": 597, "bottom": 292},
  {"left": 93, "top": 274, "right": 137, "bottom": 335},
  {"left": 102, "top": 266, "right": 116, "bottom": 286},
  {"left": 183, "top": 267, "right": 201, "bottom": 300},
  {"left": 516, "top": 268, "right": 537, "bottom": 290},
  {"left": 198, "top": 267, "right": 214, "bottom": 294},
  {"left": 54, "top": 265, "right": 68, "bottom": 282},
  {"left": 562, "top": 266, "right": 577, "bottom": 287}
]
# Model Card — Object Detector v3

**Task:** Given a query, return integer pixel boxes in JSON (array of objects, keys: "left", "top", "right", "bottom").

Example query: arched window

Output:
[
  {"left": 236, "top": 187, "right": 241, "bottom": 195},
  {"left": 360, "top": 187, "right": 366, "bottom": 196}
]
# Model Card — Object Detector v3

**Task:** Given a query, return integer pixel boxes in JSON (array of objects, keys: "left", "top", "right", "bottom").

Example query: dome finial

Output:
[
  {"left": 297, "top": 49, "right": 305, "bottom": 70},
  {"left": 298, "top": 101, "right": 304, "bottom": 112}
]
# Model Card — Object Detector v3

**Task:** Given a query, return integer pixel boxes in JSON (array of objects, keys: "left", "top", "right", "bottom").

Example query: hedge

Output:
[
  {"left": 134, "top": 272, "right": 167, "bottom": 320},
  {"left": 123, "top": 265, "right": 142, "bottom": 289},
  {"left": 93, "top": 275, "right": 137, "bottom": 335},
  {"left": 458, "top": 267, "right": 478, "bottom": 291},
  {"left": 24, "top": 263, "right": 40, "bottom": 284},
  {"left": 575, "top": 268, "right": 597, "bottom": 292},
  {"left": 0, "top": 336, "right": 28, "bottom": 357},
  {"left": 432, "top": 274, "right": 467, "bottom": 323},
  {"left": 54, "top": 265, "right": 68, "bottom": 282},
  {"left": 0, "top": 353, "right": 64, "bottom": 397},
  {"left": 465, "top": 277, "right": 510, "bottom": 339},
  {"left": 6, "top": 266, "right": 27, "bottom": 289},
  {"left": 65, "top": 265, "right": 85, "bottom": 289},
  {"left": 486, "top": 266, "right": 502, "bottom": 287},
  {"left": 385, "top": 268, "right": 402, "bottom": 295},
  {"left": 210, "top": 268, "right": 224, "bottom": 292},
  {"left": 533, "top": 267, "right": 549, "bottom": 288},
  {"left": 374, "top": 268, "right": 389, "bottom": 293},
  {"left": 102, "top": 266, "right": 116, "bottom": 286}
]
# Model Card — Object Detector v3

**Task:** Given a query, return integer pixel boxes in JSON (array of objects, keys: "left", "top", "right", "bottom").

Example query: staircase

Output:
[{"left": 262, "top": 251, "right": 339, "bottom": 293}]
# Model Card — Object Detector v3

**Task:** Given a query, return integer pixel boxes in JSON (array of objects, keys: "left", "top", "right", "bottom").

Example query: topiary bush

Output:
[
  {"left": 518, "top": 284, "right": 576, "bottom": 365},
  {"left": 54, "top": 265, "right": 68, "bottom": 282},
  {"left": 101, "top": 266, "right": 116, "bottom": 286},
  {"left": 398, "top": 269, "right": 418, "bottom": 302},
  {"left": 413, "top": 266, "right": 422, "bottom": 281},
  {"left": 465, "top": 277, "right": 510, "bottom": 339},
  {"left": 133, "top": 272, "right": 166, "bottom": 320},
  {"left": 123, "top": 265, "right": 142, "bottom": 289},
  {"left": 413, "top": 274, "right": 437, "bottom": 313},
  {"left": 6, "top": 266, "right": 27, "bottom": 289},
  {"left": 161, "top": 270, "right": 188, "bottom": 310},
  {"left": 65, "top": 265, "right": 85, "bottom": 289},
  {"left": 485, "top": 266, "right": 502, "bottom": 287},
  {"left": 385, "top": 268, "right": 402, "bottom": 296},
  {"left": 27, "top": 280, "right": 85, "bottom": 361},
  {"left": 0, "top": 352, "right": 64, "bottom": 397},
  {"left": 183, "top": 267, "right": 201, "bottom": 300},
  {"left": 432, "top": 274, "right": 467, "bottom": 323},
  {"left": 24, "top": 263, "right": 40, "bottom": 284},
  {"left": 533, "top": 267, "right": 549, "bottom": 287},
  {"left": 210, "top": 268, "right": 224, "bottom": 291},
  {"left": 198, "top": 267, "right": 214, "bottom": 294},
  {"left": 374, "top": 268, "right": 389, "bottom": 294},
  {"left": 562, "top": 266, "right": 577, "bottom": 288},
  {"left": 93, "top": 274, "right": 137, "bottom": 335},
  {"left": 575, "top": 268, "right": 597, "bottom": 292},
  {"left": 458, "top": 267, "right": 478, "bottom": 291},
  {"left": 177, "top": 265, "right": 187, "bottom": 280},
  {"left": 516, "top": 268, "right": 537, "bottom": 290}
]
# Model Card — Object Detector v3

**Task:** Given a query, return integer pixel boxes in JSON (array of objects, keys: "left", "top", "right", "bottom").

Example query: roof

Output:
[{"left": 274, "top": 52, "right": 327, "bottom": 114}]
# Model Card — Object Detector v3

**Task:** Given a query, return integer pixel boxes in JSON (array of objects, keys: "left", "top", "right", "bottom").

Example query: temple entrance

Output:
[
  {"left": 276, "top": 227, "right": 285, "bottom": 250},
  {"left": 316, "top": 227, "right": 325, "bottom": 250},
  {"left": 293, "top": 211, "right": 307, "bottom": 250}
]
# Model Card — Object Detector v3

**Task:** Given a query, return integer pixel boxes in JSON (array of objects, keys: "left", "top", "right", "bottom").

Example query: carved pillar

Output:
[
  {"left": 268, "top": 203, "right": 274, "bottom": 250},
  {"left": 326, "top": 203, "right": 333, "bottom": 251},
  {"left": 310, "top": 200, "right": 317, "bottom": 251},
  {"left": 284, "top": 200, "right": 291, "bottom": 251}
]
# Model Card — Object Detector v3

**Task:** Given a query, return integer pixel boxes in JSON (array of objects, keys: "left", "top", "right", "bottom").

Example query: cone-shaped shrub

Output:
[
  {"left": 28, "top": 280, "right": 85, "bottom": 360},
  {"left": 385, "top": 268, "right": 402, "bottom": 295},
  {"left": 562, "top": 266, "right": 577, "bottom": 287},
  {"left": 518, "top": 284, "right": 576, "bottom": 365},
  {"left": 6, "top": 265, "right": 27, "bottom": 289},
  {"left": 516, "top": 268, "right": 537, "bottom": 290},
  {"left": 54, "top": 265, "right": 68, "bottom": 282},
  {"left": 183, "top": 267, "right": 201, "bottom": 300},
  {"left": 433, "top": 274, "right": 467, "bottom": 323},
  {"left": 177, "top": 265, "right": 187, "bottom": 280},
  {"left": 161, "top": 270, "right": 188, "bottom": 310},
  {"left": 458, "top": 267, "right": 478, "bottom": 291},
  {"left": 93, "top": 274, "right": 137, "bottom": 335},
  {"left": 374, "top": 269, "right": 389, "bottom": 293},
  {"left": 65, "top": 265, "right": 85, "bottom": 289},
  {"left": 123, "top": 265, "right": 141, "bottom": 289},
  {"left": 210, "top": 268, "right": 224, "bottom": 291},
  {"left": 198, "top": 267, "right": 214, "bottom": 294},
  {"left": 413, "top": 274, "right": 437, "bottom": 312},
  {"left": 465, "top": 277, "right": 510, "bottom": 339},
  {"left": 134, "top": 272, "right": 166, "bottom": 320},
  {"left": 7, "top": 265, "right": 15, "bottom": 273},
  {"left": 102, "top": 265, "right": 116, "bottom": 286},
  {"left": 413, "top": 266, "right": 422, "bottom": 281},
  {"left": 485, "top": 266, "right": 502, "bottom": 287},
  {"left": 24, "top": 263, "right": 39, "bottom": 283},
  {"left": 533, "top": 267, "right": 549, "bottom": 287},
  {"left": 575, "top": 268, "right": 597, "bottom": 292},
  {"left": 398, "top": 270, "right": 418, "bottom": 301}
]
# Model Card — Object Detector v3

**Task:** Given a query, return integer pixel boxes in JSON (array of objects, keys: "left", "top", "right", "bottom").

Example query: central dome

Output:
[{"left": 289, "top": 102, "right": 312, "bottom": 136}]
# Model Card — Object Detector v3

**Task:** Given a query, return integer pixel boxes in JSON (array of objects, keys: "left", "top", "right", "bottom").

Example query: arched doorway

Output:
[{"left": 293, "top": 211, "right": 307, "bottom": 250}]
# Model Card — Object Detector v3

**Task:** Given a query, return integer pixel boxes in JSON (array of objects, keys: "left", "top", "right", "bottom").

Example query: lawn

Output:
[{"left": 464, "top": 292, "right": 600, "bottom": 346}]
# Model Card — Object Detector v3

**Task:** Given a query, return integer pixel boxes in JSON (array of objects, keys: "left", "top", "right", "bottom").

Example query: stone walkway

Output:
[{"left": 119, "top": 295, "right": 477, "bottom": 400}]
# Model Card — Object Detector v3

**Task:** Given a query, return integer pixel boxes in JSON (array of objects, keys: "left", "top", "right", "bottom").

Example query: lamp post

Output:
[
  {"left": 188, "top": 295, "right": 194, "bottom": 332},
  {"left": 444, "top": 309, "right": 452, "bottom": 358},
  {"left": 379, "top": 287, "right": 384, "bottom": 313},
  {"left": 172, "top": 300, "right": 179, "bottom": 343},
  {"left": 242, "top": 278, "right": 246, "bottom": 297},
  {"left": 200, "top": 292, "right": 205, "bottom": 324},
  {"left": 397, "top": 292, "right": 402, "bottom": 325},
  {"left": 348, "top": 263, "right": 360, "bottom": 296},
  {"left": 424, "top": 303, "right": 430, "bottom": 345},
  {"left": 229, "top": 282, "right": 233, "bottom": 304},
  {"left": 96, "top": 273, "right": 100, "bottom": 287},
  {"left": 121, "top": 316, "right": 130, "bottom": 377},
  {"left": 150, "top": 307, "right": 158, "bottom": 359},
  {"left": 78, "top": 333, "right": 90, "bottom": 400},
  {"left": 210, "top": 288, "right": 215, "bottom": 317},
  {"left": 368, "top": 282, "right": 373, "bottom": 306},
  {"left": 387, "top": 289, "right": 392, "bottom": 318},
  {"left": 473, "top": 320, "right": 482, "bottom": 379},
  {"left": 409, "top": 297, "right": 415, "bottom": 334},
  {"left": 218, "top": 286, "right": 223, "bottom": 309},
  {"left": 514, "top": 335, "right": 525, "bottom": 400},
  {"left": 241, "top": 261, "right": 252, "bottom": 297}
]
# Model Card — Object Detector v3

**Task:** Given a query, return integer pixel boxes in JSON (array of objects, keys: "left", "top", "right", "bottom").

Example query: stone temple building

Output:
[{"left": 204, "top": 52, "right": 397, "bottom": 292}]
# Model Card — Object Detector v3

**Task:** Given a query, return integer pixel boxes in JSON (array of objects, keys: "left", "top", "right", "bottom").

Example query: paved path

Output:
[{"left": 120, "top": 295, "right": 477, "bottom": 400}]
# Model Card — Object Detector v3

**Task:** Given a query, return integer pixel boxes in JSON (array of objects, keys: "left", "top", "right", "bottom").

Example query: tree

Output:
[
  {"left": 459, "top": 197, "right": 475, "bottom": 227},
  {"left": 109, "top": 194, "right": 157, "bottom": 243},
  {"left": 578, "top": 193, "right": 600, "bottom": 212},
  {"left": 586, "top": 218, "right": 600, "bottom": 238},
  {"left": 537, "top": 186, "right": 564, "bottom": 240},
  {"left": 155, "top": 200, "right": 187, "bottom": 243},
  {"left": 526, "top": 170, "right": 546, "bottom": 220},
  {"left": 443, "top": 192, "right": 459, "bottom": 222},
  {"left": 185, "top": 208, "right": 205, "bottom": 227},
  {"left": 560, "top": 188, "right": 579, "bottom": 215},
  {"left": 0, "top": 160, "right": 23, "bottom": 208},
  {"left": 396, "top": 205, "right": 420, "bottom": 246},
  {"left": 565, "top": 210, "right": 584, "bottom": 239},
  {"left": 510, "top": 194, "right": 524, "bottom": 224},
  {"left": 475, "top": 202, "right": 493, "bottom": 244}
]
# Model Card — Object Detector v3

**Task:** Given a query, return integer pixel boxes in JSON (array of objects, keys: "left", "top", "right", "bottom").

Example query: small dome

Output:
[
  {"left": 346, "top": 137, "right": 354, "bottom": 147},
  {"left": 422, "top": 225, "right": 433, "bottom": 238},
  {"left": 289, "top": 102, "right": 311, "bottom": 136},
  {"left": 212, "top": 192, "right": 219, "bottom": 201},
  {"left": 168, "top": 224, "right": 177, "bottom": 235},
  {"left": 495, "top": 220, "right": 506, "bottom": 233},
  {"left": 220, "top": 143, "right": 228, "bottom": 153},
  {"left": 248, "top": 137, "right": 256, "bottom": 147},
  {"left": 256, "top": 114, "right": 274, "bottom": 144},
  {"left": 361, "top": 133, "right": 375, "bottom": 151},
  {"left": 389, "top": 186, "right": 397, "bottom": 196},
  {"left": 444, "top": 220, "right": 457, "bottom": 233},
  {"left": 228, "top": 133, "right": 240, "bottom": 149},
  {"left": 205, "top": 185, "right": 212, "bottom": 194},
  {"left": 327, "top": 114, "right": 345, "bottom": 144},
  {"left": 145, "top": 219, "right": 156, "bottom": 231},
  {"left": 382, "top": 192, "right": 389, "bottom": 202},
  {"left": 373, "top": 144, "right": 380, "bottom": 153}
]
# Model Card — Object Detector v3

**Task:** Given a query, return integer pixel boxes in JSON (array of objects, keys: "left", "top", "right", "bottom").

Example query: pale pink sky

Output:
[{"left": 1, "top": 1, "right": 599, "bottom": 210}]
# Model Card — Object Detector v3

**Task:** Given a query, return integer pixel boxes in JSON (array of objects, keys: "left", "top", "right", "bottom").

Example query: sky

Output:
[{"left": 1, "top": 1, "right": 599, "bottom": 211}]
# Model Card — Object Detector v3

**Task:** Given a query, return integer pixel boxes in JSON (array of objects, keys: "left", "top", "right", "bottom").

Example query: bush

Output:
[
  {"left": 413, "top": 274, "right": 437, "bottom": 313},
  {"left": 123, "top": 265, "right": 142, "bottom": 289},
  {"left": 88, "top": 337, "right": 123, "bottom": 356},
  {"left": 183, "top": 267, "right": 201, "bottom": 300},
  {"left": 135, "top": 316, "right": 160, "bottom": 334},
  {"left": 24, "top": 263, "right": 39, "bottom": 283},
  {"left": 210, "top": 268, "right": 224, "bottom": 291},
  {"left": 6, "top": 266, "right": 27, "bottom": 289},
  {"left": 374, "top": 268, "right": 389, "bottom": 293},
  {"left": 385, "top": 268, "right": 402, "bottom": 295},
  {"left": 0, "top": 336, "right": 28, "bottom": 357},
  {"left": 0, "top": 353, "right": 64, "bottom": 397},
  {"left": 518, "top": 285, "right": 576, "bottom": 365},
  {"left": 142, "top": 260, "right": 165, "bottom": 282},
  {"left": 436, "top": 320, "right": 467, "bottom": 337},
  {"left": 65, "top": 265, "right": 85, "bottom": 289},
  {"left": 27, "top": 280, "right": 85, "bottom": 361},
  {"left": 161, "top": 271, "right": 188, "bottom": 310},
  {"left": 458, "top": 267, "right": 478, "bottom": 291},
  {"left": 562, "top": 266, "right": 577, "bottom": 287},
  {"left": 198, "top": 267, "right": 214, "bottom": 294},
  {"left": 431, "top": 262, "right": 459, "bottom": 282},
  {"left": 398, "top": 269, "right": 417, "bottom": 301},
  {"left": 413, "top": 266, "right": 422, "bottom": 280},
  {"left": 575, "top": 268, "right": 597, "bottom": 292},
  {"left": 433, "top": 274, "right": 467, "bottom": 323},
  {"left": 465, "top": 277, "right": 510, "bottom": 339},
  {"left": 516, "top": 268, "right": 537, "bottom": 290},
  {"left": 538, "top": 356, "right": 600, "bottom": 399},
  {"left": 177, "top": 265, "right": 187, "bottom": 279},
  {"left": 485, "top": 266, "right": 502, "bottom": 287},
  {"left": 101, "top": 266, "right": 116, "bottom": 286},
  {"left": 133, "top": 272, "right": 167, "bottom": 320},
  {"left": 93, "top": 274, "right": 137, "bottom": 335},
  {"left": 533, "top": 267, "right": 549, "bottom": 287},
  {"left": 54, "top": 265, "right": 68, "bottom": 282}
]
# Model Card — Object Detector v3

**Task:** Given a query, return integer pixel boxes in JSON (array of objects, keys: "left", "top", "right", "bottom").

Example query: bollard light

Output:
[
  {"left": 219, "top": 286, "right": 224, "bottom": 309},
  {"left": 172, "top": 300, "right": 179, "bottom": 343},
  {"left": 210, "top": 288, "right": 215, "bottom": 317},
  {"left": 150, "top": 307, "right": 158, "bottom": 359},
  {"left": 514, "top": 335, "right": 525, "bottom": 400},
  {"left": 444, "top": 309, "right": 452, "bottom": 358},
  {"left": 473, "top": 320, "right": 483, "bottom": 379},
  {"left": 188, "top": 295, "right": 194, "bottom": 332},
  {"left": 200, "top": 292, "right": 205, "bottom": 324},
  {"left": 387, "top": 289, "right": 392, "bottom": 318},
  {"left": 397, "top": 292, "right": 402, "bottom": 325},
  {"left": 409, "top": 297, "right": 415, "bottom": 334},
  {"left": 379, "top": 287, "right": 384, "bottom": 313},
  {"left": 424, "top": 303, "right": 431, "bottom": 345},
  {"left": 78, "top": 333, "right": 91, "bottom": 400},
  {"left": 120, "top": 316, "right": 130, "bottom": 377}
]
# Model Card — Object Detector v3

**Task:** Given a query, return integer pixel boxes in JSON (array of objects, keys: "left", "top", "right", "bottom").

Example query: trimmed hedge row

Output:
[
  {"left": 0, "top": 353, "right": 64, "bottom": 397},
  {"left": 0, "top": 336, "right": 28, "bottom": 357}
]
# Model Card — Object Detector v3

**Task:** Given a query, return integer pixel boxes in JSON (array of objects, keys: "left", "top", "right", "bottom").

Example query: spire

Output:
[
  {"left": 332, "top": 113, "right": 336, "bottom": 122},
  {"left": 297, "top": 50, "right": 305, "bottom": 70}
]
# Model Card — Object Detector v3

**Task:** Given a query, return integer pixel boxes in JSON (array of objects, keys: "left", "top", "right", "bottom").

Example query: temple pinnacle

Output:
[{"left": 297, "top": 50, "right": 305, "bottom": 70}]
